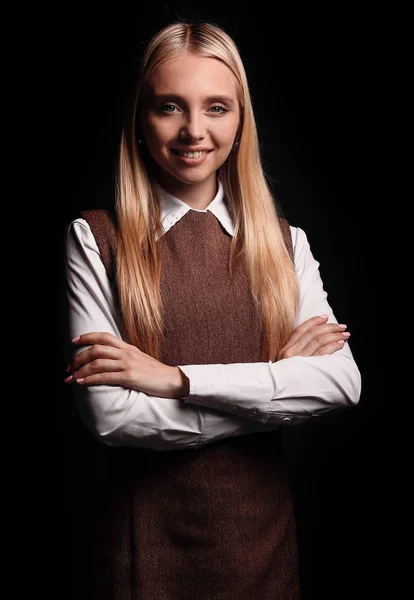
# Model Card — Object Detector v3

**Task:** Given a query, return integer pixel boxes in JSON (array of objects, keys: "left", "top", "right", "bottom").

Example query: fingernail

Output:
[
  {"left": 64, "top": 375, "right": 73, "bottom": 383},
  {"left": 338, "top": 324, "right": 347, "bottom": 329},
  {"left": 76, "top": 378, "right": 85, "bottom": 384},
  {"left": 72, "top": 336, "right": 80, "bottom": 343},
  {"left": 65, "top": 364, "right": 71, "bottom": 372},
  {"left": 342, "top": 332, "right": 351, "bottom": 338},
  {"left": 319, "top": 314, "right": 329, "bottom": 319}
]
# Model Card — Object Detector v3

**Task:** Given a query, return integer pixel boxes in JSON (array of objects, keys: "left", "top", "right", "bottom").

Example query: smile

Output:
[
  {"left": 170, "top": 149, "right": 213, "bottom": 166},
  {"left": 175, "top": 150, "right": 206, "bottom": 158}
]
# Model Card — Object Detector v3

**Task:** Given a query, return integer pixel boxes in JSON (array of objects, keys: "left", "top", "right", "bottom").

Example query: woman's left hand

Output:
[{"left": 64, "top": 332, "right": 188, "bottom": 399}]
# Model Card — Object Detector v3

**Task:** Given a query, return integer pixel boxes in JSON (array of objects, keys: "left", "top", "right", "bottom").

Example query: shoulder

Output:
[
  {"left": 66, "top": 209, "right": 117, "bottom": 245},
  {"left": 80, "top": 208, "right": 117, "bottom": 235},
  {"left": 65, "top": 217, "right": 100, "bottom": 255},
  {"left": 278, "top": 218, "right": 308, "bottom": 252},
  {"left": 287, "top": 225, "right": 318, "bottom": 275},
  {"left": 287, "top": 225, "right": 310, "bottom": 254},
  {"left": 70, "top": 210, "right": 118, "bottom": 278},
  {"left": 80, "top": 208, "right": 117, "bottom": 223},
  {"left": 66, "top": 216, "right": 92, "bottom": 236}
]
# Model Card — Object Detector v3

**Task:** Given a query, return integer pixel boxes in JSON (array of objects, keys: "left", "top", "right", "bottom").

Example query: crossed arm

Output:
[{"left": 64, "top": 219, "right": 361, "bottom": 450}]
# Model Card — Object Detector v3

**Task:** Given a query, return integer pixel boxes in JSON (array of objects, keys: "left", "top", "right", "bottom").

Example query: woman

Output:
[{"left": 64, "top": 20, "right": 361, "bottom": 600}]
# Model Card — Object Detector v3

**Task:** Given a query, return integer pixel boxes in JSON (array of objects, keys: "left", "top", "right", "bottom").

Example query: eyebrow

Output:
[{"left": 153, "top": 93, "right": 236, "bottom": 106}]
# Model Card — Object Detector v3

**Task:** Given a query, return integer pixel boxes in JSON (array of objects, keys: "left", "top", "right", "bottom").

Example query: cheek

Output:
[
  {"left": 142, "top": 115, "right": 171, "bottom": 146},
  {"left": 216, "top": 122, "right": 239, "bottom": 149}
]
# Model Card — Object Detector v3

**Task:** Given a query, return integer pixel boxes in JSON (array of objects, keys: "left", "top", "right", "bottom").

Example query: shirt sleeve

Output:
[
  {"left": 179, "top": 226, "right": 362, "bottom": 425},
  {"left": 64, "top": 218, "right": 283, "bottom": 451}
]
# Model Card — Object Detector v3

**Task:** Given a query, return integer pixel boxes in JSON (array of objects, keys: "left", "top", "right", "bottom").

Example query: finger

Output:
[
  {"left": 77, "top": 358, "right": 124, "bottom": 376},
  {"left": 72, "top": 332, "right": 126, "bottom": 350},
  {"left": 73, "top": 370, "right": 128, "bottom": 387},
  {"left": 283, "top": 315, "right": 330, "bottom": 351},
  {"left": 65, "top": 359, "right": 124, "bottom": 383},
  {"left": 297, "top": 325, "right": 349, "bottom": 354},
  {"left": 300, "top": 331, "right": 351, "bottom": 356},
  {"left": 283, "top": 323, "right": 347, "bottom": 356},
  {"left": 70, "top": 345, "right": 122, "bottom": 373},
  {"left": 313, "top": 339, "right": 348, "bottom": 356},
  {"left": 71, "top": 359, "right": 124, "bottom": 382}
]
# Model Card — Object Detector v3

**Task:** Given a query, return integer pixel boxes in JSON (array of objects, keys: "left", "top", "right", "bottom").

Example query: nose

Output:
[{"left": 179, "top": 111, "right": 206, "bottom": 141}]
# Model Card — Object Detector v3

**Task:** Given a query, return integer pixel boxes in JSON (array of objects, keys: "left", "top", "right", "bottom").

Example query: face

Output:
[{"left": 139, "top": 52, "right": 240, "bottom": 199}]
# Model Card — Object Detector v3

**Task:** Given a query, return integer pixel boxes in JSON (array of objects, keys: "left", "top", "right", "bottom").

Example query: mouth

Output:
[
  {"left": 170, "top": 148, "right": 213, "bottom": 166},
  {"left": 171, "top": 149, "right": 213, "bottom": 158}
]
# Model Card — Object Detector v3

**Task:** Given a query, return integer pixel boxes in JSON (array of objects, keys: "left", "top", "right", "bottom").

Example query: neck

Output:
[{"left": 155, "top": 172, "right": 218, "bottom": 210}]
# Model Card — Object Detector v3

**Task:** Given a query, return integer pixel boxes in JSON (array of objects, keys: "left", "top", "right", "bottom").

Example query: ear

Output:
[
  {"left": 135, "top": 122, "right": 145, "bottom": 147},
  {"left": 233, "top": 131, "right": 241, "bottom": 147},
  {"left": 235, "top": 121, "right": 243, "bottom": 144}
]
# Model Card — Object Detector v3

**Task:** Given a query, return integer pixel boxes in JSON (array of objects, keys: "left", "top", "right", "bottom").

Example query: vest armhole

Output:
[
  {"left": 278, "top": 217, "right": 294, "bottom": 264},
  {"left": 80, "top": 209, "right": 118, "bottom": 280}
]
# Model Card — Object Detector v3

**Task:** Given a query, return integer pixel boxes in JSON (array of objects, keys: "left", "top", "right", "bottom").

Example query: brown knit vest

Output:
[{"left": 80, "top": 207, "right": 300, "bottom": 600}]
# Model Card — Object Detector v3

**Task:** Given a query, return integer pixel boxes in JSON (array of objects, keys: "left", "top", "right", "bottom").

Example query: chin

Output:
[{"left": 170, "top": 170, "right": 215, "bottom": 186}]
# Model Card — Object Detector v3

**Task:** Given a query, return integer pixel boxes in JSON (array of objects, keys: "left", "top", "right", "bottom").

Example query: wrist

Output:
[{"left": 169, "top": 366, "right": 190, "bottom": 400}]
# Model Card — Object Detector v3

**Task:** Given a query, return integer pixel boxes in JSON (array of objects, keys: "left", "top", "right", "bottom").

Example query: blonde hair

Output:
[{"left": 116, "top": 21, "right": 299, "bottom": 361}]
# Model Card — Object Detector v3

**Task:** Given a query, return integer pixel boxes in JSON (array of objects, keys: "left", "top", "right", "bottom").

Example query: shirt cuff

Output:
[{"left": 177, "top": 363, "right": 273, "bottom": 424}]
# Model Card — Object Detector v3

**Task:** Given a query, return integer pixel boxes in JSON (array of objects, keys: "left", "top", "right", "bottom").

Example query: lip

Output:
[
  {"left": 171, "top": 147, "right": 213, "bottom": 153},
  {"left": 170, "top": 148, "right": 213, "bottom": 166}
]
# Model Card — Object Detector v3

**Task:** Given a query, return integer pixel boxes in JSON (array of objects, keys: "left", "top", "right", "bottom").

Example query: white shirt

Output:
[{"left": 64, "top": 180, "right": 361, "bottom": 450}]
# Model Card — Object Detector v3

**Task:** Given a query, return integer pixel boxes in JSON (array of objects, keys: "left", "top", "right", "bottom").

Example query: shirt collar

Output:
[{"left": 153, "top": 179, "right": 235, "bottom": 240}]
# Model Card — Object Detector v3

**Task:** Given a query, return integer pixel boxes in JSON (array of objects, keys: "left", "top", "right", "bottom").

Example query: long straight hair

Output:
[{"left": 116, "top": 21, "right": 299, "bottom": 361}]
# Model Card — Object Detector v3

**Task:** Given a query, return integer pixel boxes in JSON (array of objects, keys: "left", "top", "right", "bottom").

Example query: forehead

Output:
[{"left": 148, "top": 53, "right": 238, "bottom": 97}]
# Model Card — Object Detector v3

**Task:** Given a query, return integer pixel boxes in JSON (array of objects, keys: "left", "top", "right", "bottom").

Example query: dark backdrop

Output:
[{"left": 46, "top": 4, "right": 378, "bottom": 599}]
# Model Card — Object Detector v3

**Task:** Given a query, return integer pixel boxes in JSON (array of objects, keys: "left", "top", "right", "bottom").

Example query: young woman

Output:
[{"left": 64, "top": 20, "right": 361, "bottom": 600}]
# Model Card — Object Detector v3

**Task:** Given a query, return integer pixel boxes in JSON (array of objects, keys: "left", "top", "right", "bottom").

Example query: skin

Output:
[
  {"left": 139, "top": 52, "right": 241, "bottom": 209},
  {"left": 65, "top": 53, "right": 351, "bottom": 396},
  {"left": 65, "top": 316, "right": 350, "bottom": 397}
]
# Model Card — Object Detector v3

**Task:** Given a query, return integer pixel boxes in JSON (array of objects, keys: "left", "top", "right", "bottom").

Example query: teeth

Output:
[{"left": 178, "top": 151, "right": 206, "bottom": 158}]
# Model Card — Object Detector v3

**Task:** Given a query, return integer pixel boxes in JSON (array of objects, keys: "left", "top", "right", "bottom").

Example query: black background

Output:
[{"left": 43, "top": 3, "right": 379, "bottom": 598}]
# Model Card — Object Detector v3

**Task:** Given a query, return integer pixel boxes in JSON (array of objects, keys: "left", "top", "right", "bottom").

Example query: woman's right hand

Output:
[{"left": 276, "top": 315, "right": 350, "bottom": 361}]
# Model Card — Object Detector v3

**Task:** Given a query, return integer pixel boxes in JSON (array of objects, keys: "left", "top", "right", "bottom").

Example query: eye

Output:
[
  {"left": 209, "top": 105, "right": 228, "bottom": 114},
  {"left": 158, "top": 104, "right": 179, "bottom": 114}
]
